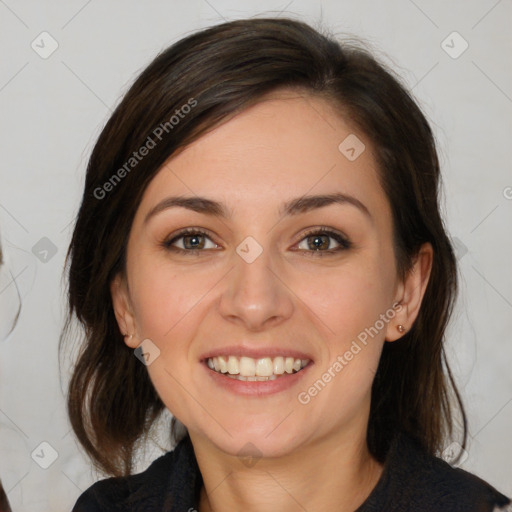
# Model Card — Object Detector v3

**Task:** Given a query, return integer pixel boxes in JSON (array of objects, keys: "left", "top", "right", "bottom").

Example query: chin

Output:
[{"left": 194, "top": 419, "right": 309, "bottom": 460}]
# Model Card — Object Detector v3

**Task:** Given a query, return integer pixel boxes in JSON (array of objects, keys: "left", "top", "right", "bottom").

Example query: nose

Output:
[{"left": 218, "top": 242, "right": 294, "bottom": 331}]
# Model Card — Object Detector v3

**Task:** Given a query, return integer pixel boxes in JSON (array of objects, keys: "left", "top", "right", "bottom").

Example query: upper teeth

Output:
[{"left": 207, "top": 356, "right": 309, "bottom": 377}]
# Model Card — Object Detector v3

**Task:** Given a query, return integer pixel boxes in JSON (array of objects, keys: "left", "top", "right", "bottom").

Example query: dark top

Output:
[{"left": 72, "top": 431, "right": 511, "bottom": 511}]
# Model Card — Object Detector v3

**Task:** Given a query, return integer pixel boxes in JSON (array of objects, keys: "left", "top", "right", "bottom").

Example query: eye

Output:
[
  {"left": 295, "top": 227, "right": 352, "bottom": 256},
  {"left": 162, "top": 226, "right": 352, "bottom": 256},
  {"left": 162, "top": 228, "right": 219, "bottom": 254}
]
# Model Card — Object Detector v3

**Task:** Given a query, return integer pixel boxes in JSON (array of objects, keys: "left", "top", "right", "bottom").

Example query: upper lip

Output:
[{"left": 200, "top": 345, "right": 314, "bottom": 362}]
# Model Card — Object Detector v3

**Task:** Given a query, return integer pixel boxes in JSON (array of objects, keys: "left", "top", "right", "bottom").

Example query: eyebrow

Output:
[{"left": 144, "top": 192, "right": 372, "bottom": 224}]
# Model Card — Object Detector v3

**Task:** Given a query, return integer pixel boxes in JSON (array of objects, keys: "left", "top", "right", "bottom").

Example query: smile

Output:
[{"left": 206, "top": 355, "right": 311, "bottom": 381}]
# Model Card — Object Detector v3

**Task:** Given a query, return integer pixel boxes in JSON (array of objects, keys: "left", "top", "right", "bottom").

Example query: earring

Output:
[
  {"left": 124, "top": 333, "right": 134, "bottom": 339},
  {"left": 397, "top": 325, "right": 406, "bottom": 333}
]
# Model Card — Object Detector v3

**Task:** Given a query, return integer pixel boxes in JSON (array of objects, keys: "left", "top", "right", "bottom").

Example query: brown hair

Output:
[{"left": 61, "top": 17, "right": 467, "bottom": 477}]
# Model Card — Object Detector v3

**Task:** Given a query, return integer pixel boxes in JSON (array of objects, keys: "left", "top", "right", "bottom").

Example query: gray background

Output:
[{"left": 0, "top": 0, "right": 511, "bottom": 510}]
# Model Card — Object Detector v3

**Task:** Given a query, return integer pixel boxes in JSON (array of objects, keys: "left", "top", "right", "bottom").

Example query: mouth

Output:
[{"left": 205, "top": 355, "right": 311, "bottom": 381}]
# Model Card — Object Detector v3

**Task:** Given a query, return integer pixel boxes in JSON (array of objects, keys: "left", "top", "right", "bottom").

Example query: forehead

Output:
[{"left": 136, "top": 91, "right": 389, "bottom": 223}]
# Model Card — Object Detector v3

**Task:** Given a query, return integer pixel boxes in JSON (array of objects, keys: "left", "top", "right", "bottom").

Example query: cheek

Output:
[
  {"left": 127, "top": 258, "right": 207, "bottom": 419},
  {"left": 304, "top": 258, "right": 395, "bottom": 342},
  {"left": 129, "top": 255, "right": 207, "bottom": 340},
  {"left": 298, "top": 267, "right": 389, "bottom": 423},
  {"left": 295, "top": 255, "right": 394, "bottom": 403}
]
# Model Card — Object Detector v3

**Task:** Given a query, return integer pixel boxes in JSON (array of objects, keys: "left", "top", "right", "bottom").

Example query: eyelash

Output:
[{"left": 161, "top": 227, "right": 352, "bottom": 257}]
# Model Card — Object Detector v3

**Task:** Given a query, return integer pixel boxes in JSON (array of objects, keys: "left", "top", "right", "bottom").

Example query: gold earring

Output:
[{"left": 397, "top": 325, "right": 406, "bottom": 333}]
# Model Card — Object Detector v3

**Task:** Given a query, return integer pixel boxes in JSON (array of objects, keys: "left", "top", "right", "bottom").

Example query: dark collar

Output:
[
  {"left": 111, "top": 431, "right": 510, "bottom": 511},
  {"left": 356, "top": 431, "right": 511, "bottom": 511}
]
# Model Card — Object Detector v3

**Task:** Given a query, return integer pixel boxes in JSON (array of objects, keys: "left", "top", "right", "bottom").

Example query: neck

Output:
[{"left": 191, "top": 422, "right": 384, "bottom": 512}]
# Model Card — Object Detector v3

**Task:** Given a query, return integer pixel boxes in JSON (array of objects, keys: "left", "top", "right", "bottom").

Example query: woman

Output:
[{"left": 63, "top": 17, "right": 511, "bottom": 511}]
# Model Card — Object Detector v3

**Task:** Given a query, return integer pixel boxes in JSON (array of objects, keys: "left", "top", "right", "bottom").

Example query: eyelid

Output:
[
  {"left": 297, "top": 226, "right": 349, "bottom": 243},
  {"left": 162, "top": 227, "right": 220, "bottom": 250},
  {"left": 294, "top": 226, "right": 352, "bottom": 253},
  {"left": 162, "top": 226, "right": 352, "bottom": 255}
]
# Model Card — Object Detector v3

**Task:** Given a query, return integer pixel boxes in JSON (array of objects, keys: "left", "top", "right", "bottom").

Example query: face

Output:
[{"left": 111, "top": 90, "right": 423, "bottom": 459}]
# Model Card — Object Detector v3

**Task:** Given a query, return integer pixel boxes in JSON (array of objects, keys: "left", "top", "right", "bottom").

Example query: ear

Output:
[
  {"left": 385, "top": 242, "right": 433, "bottom": 342},
  {"left": 110, "top": 273, "right": 139, "bottom": 349}
]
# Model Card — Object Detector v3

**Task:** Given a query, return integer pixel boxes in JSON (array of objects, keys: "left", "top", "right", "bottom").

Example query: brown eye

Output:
[
  {"left": 163, "top": 229, "right": 219, "bottom": 253},
  {"left": 162, "top": 227, "right": 351, "bottom": 256},
  {"left": 296, "top": 228, "right": 352, "bottom": 256}
]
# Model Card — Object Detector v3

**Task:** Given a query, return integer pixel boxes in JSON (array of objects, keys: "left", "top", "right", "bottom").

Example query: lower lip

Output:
[{"left": 202, "top": 361, "right": 313, "bottom": 396}]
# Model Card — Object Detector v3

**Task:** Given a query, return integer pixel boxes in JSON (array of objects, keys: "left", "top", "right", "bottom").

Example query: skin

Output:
[{"left": 111, "top": 89, "right": 433, "bottom": 511}]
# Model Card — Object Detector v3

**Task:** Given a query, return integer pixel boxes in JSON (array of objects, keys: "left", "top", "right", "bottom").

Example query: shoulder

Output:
[
  {"left": 367, "top": 431, "right": 511, "bottom": 512},
  {"left": 71, "top": 438, "right": 188, "bottom": 512}
]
